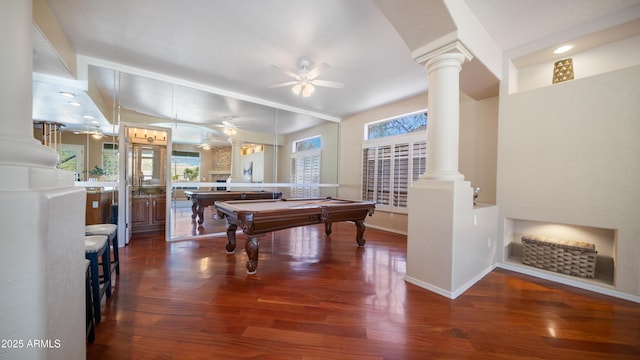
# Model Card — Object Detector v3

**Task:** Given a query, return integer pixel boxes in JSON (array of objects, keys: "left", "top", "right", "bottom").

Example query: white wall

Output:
[
  {"left": 242, "top": 150, "right": 264, "bottom": 182},
  {"left": 516, "top": 35, "right": 640, "bottom": 93},
  {"left": 459, "top": 94, "right": 499, "bottom": 204},
  {"left": 278, "top": 121, "right": 340, "bottom": 197},
  {"left": 452, "top": 203, "right": 499, "bottom": 296},
  {"left": 497, "top": 65, "right": 640, "bottom": 298},
  {"left": 0, "top": 179, "right": 86, "bottom": 360}
]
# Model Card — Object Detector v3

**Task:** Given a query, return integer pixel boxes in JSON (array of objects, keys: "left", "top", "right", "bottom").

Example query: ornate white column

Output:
[
  {"left": 422, "top": 52, "right": 466, "bottom": 181},
  {"left": 406, "top": 42, "right": 477, "bottom": 299},
  {"left": 227, "top": 137, "right": 245, "bottom": 185},
  {"left": 0, "top": 2, "right": 85, "bottom": 358},
  {"left": 0, "top": 0, "right": 58, "bottom": 169}
]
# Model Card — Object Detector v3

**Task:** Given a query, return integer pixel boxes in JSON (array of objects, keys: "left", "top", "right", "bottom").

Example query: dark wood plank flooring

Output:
[{"left": 88, "top": 223, "right": 640, "bottom": 359}]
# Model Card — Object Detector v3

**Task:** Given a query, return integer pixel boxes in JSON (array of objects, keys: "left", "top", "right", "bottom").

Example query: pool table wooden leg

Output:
[
  {"left": 191, "top": 202, "right": 197, "bottom": 221},
  {"left": 355, "top": 220, "right": 366, "bottom": 247},
  {"left": 324, "top": 221, "right": 332, "bottom": 235},
  {"left": 225, "top": 221, "right": 237, "bottom": 253},
  {"left": 197, "top": 205, "right": 205, "bottom": 225},
  {"left": 245, "top": 235, "right": 259, "bottom": 274}
]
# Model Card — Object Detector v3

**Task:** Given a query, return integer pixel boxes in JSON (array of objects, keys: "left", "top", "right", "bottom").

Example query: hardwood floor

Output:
[
  {"left": 88, "top": 223, "right": 640, "bottom": 359},
  {"left": 170, "top": 202, "right": 228, "bottom": 238}
]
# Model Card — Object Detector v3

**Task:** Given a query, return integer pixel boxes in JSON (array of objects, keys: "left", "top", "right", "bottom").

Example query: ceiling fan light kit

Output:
[
  {"left": 221, "top": 118, "right": 238, "bottom": 135},
  {"left": 68, "top": 124, "right": 104, "bottom": 139},
  {"left": 270, "top": 59, "right": 343, "bottom": 97},
  {"left": 292, "top": 82, "right": 315, "bottom": 97}
]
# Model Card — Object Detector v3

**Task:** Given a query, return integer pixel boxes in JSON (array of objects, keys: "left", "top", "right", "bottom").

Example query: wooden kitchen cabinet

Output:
[
  {"left": 152, "top": 196, "right": 166, "bottom": 224},
  {"left": 86, "top": 190, "right": 117, "bottom": 225},
  {"left": 131, "top": 195, "right": 165, "bottom": 233}
]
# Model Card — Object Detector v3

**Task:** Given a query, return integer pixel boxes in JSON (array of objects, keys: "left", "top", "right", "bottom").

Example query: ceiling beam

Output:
[{"left": 32, "top": 0, "right": 76, "bottom": 79}]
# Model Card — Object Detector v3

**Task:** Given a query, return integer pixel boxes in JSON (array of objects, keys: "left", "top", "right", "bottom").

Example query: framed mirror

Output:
[{"left": 84, "top": 64, "right": 339, "bottom": 243}]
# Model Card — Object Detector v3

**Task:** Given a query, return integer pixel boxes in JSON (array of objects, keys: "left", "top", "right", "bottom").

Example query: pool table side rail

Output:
[
  {"left": 215, "top": 198, "right": 375, "bottom": 235},
  {"left": 184, "top": 191, "right": 282, "bottom": 203}
]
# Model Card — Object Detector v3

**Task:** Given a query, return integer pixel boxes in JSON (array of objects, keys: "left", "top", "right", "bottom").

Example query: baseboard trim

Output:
[
  {"left": 366, "top": 223, "right": 407, "bottom": 236},
  {"left": 497, "top": 262, "right": 640, "bottom": 304},
  {"left": 404, "top": 275, "right": 453, "bottom": 299},
  {"left": 405, "top": 264, "right": 496, "bottom": 300}
]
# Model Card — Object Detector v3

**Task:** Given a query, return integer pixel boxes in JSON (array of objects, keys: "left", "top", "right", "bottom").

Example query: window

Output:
[
  {"left": 102, "top": 142, "right": 118, "bottom": 180},
  {"left": 293, "top": 136, "right": 321, "bottom": 152},
  {"left": 140, "top": 148, "right": 156, "bottom": 181},
  {"left": 362, "top": 111, "right": 427, "bottom": 212},
  {"left": 366, "top": 112, "right": 427, "bottom": 140},
  {"left": 58, "top": 144, "right": 84, "bottom": 180},
  {"left": 171, "top": 150, "right": 200, "bottom": 182},
  {"left": 291, "top": 136, "right": 321, "bottom": 198}
]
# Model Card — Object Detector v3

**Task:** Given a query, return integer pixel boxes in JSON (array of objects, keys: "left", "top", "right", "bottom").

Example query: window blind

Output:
[
  {"left": 291, "top": 149, "right": 321, "bottom": 198},
  {"left": 361, "top": 139, "right": 426, "bottom": 212}
]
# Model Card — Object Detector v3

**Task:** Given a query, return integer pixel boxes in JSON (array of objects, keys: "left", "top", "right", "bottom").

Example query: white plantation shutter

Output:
[
  {"left": 377, "top": 145, "right": 391, "bottom": 206},
  {"left": 412, "top": 140, "right": 427, "bottom": 181},
  {"left": 361, "top": 137, "right": 426, "bottom": 212},
  {"left": 291, "top": 149, "right": 321, "bottom": 198},
  {"left": 362, "top": 148, "right": 376, "bottom": 201},
  {"left": 393, "top": 143, "right": 409, "bottom": 207}
]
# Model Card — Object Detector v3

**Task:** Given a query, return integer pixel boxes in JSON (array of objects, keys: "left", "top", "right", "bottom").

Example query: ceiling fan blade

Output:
[
  {"left": 307, "top": 63, "right": 329, "bottom": 80},
  {"left": 222, "top": 120, "right": 237, "bottom": 128},
  {"left": 271, "top": 65, "right": 301, "bottom": 80},
  {"left": 268, "top": 81, "right": 299, "bottom": 88},
  {"left": 311, "top": 79, "right": 344, "bottom": 88}
]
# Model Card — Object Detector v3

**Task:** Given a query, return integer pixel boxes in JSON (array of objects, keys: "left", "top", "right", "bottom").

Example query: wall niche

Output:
[{"left": 504, "top": 218, "right": 616, "bottom": 286}]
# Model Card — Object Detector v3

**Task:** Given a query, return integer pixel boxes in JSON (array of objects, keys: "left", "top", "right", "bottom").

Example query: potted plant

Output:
[{"left": 88, "top": 165, "right": 107, "bottom": 181}]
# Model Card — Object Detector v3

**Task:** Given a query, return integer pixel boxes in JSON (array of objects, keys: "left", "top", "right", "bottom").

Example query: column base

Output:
[
  {"left": 420, "top": 170, "right": 465, "bottom": 182},
  {"left": 0, "top": 134, "right": 59, "bottom": 169},
  {"left": 406, "top": 179, "right": 474, "bottom": 298},
  {"left": 0, "top": 174, "right": 86, "bottom": 359}
]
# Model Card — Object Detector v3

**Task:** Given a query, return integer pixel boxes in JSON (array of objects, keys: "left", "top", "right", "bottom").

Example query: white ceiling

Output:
[{"left": 32, "top": 0, "right": 640, "bottom": 145}]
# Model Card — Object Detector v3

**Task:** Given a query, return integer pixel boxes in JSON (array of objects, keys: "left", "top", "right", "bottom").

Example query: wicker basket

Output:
[{"left": 521, "top": 234, "right": 597, "bottom": 278}]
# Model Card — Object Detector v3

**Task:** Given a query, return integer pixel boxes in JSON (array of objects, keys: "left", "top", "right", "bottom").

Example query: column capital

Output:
[
  {"left": 424, "top": 52, "right": 467, "bottom": 76},
  {"left": 413, "top": 40, "right": 473, "bottom": 67}
]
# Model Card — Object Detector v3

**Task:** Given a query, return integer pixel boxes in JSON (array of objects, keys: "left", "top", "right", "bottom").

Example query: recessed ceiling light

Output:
[
  {"left": 59, "top": 91, "right": 75, "bottom": 98},
  {"left": 83, "top": 115, "right": 95, "bottom": 119},
  {"left": 553, "top": 45, "right": 573, "bottom": 54},
  {"left": 69, "top": 101, "right": 81, "bottom": 107}
]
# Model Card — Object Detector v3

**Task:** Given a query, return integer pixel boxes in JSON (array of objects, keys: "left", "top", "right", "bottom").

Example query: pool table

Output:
[
  {"left": 184, "top": 190, "right": 282, "bottom": 225},
  {"left": 215, "top": 198, "right": 376, "bottom": 274}
]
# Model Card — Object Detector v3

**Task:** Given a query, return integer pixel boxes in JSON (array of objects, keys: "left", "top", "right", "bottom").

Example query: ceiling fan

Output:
[
  {"left": 72, "top": 125, "right": 104, "bottom": 139},
  {"left": 211, "top": 116, "right": 240, "bottom": 135},
  {"left": 268, "top": 60, "right": 343, "bottom": 97}
]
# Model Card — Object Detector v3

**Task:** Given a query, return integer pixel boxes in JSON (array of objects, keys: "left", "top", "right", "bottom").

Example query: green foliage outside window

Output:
[
  {"left": 172, "top": 150, "right": 200, "bottom": 181},
  {"left": 294, "top": 136, "right": 321, "bottom": 152},
  {"left": 367, "top": 112, "right": 427, "bottom": 140},
  {"left": 57, "top": 148, "right": 78, "bottom": 172},
  {"left": 183, "top": 167, "right": 199, "bottom": 181}
]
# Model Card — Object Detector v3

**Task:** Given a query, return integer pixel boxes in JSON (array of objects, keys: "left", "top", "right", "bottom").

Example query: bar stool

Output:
[
  {"left": 85, "top": 224, "right": 119, "bottom": 276},
  {"left": 85, "top": 235, "right": 111, "bottom": 323},
  {"left": 84, "top": 259, "right": 95, "bottom": 343}
]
